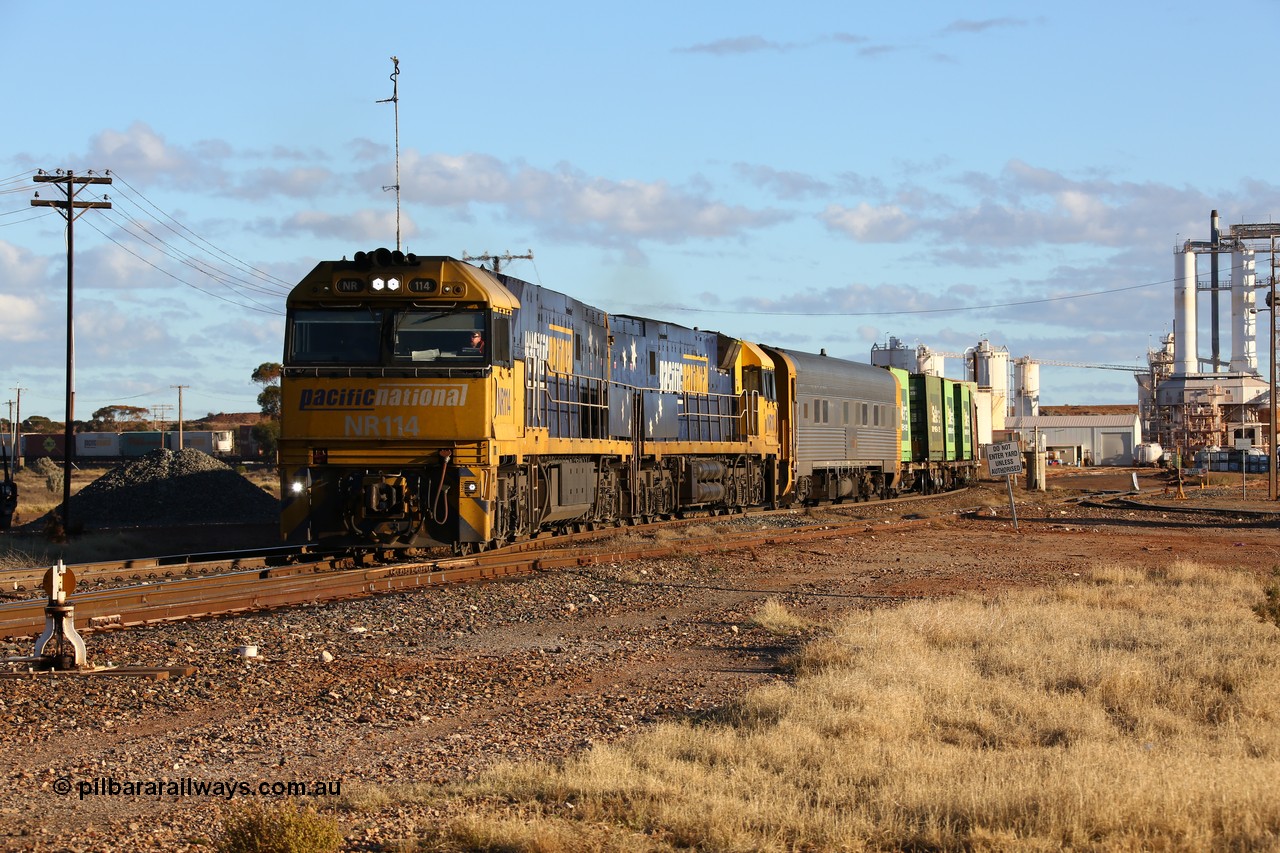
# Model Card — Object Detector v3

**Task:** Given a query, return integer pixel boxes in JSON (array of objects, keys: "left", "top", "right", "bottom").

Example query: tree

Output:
[
  {"left": 257, "top": 386, "right": 282, "bottom": 419},
  {"left": 251, "top": 420, "right": 280, "bottom": 461},
  {"left": 251, "top": 363, "right": 282, "bottom": 419},
  {"left": 91, "top": 404, "right": 149, "bottom": 429},
  {"left": 23, "top": 416, "right": 54, "bottom": 433},
  {"left": 251, "top": 363, "right": 282, "bottom": 387}
]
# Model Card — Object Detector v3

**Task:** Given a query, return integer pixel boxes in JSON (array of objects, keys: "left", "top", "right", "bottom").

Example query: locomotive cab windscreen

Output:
[{"left": 287, "top": 306, "right": 491, "bottom": 367}]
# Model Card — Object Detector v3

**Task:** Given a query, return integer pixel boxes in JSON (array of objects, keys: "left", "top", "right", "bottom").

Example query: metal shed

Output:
[{"left": 1005, "top": 414, "right": 1143, "bottom": 466}]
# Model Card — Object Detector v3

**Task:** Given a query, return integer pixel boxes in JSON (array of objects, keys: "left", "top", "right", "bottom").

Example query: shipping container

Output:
[
  {"left": 22, "top": 433, "right": 66, "bottom": 460},
  {"left": 941, "top": 378, "right": 958, "bottom": 460},
  {"left": 888, "top": 367, "right": 912, "bottom": 463},
  {"left": 119, "top": 431, "right": 163, "bottom": 457},
  {"left": 165, "top": 430, "right": 236, "bottom": 455},
  {"left": 238, "top": 424, "right": 263, "bottom": 458},
  {"left": 953, "top": 382, "right": 975, "bottom": 461},
  {"left": 76, "top": 432, "right": 121, "bottom": 457},
  {"left": 907, "top": 374, "right": 945, "bottom": 462}
]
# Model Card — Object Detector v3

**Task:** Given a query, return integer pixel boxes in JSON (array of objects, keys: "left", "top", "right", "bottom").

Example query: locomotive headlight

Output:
[
  {"left": 463, "top": 480, "right": 478, "bottom": 496},
  {"left": 386, "top": 277, "right": 400, "bottom": 291},
  {"left": 371, "top": 277, "right": 385, "bottom": 291},
  {"left": 291, "top": 480, "right": 306, "bottom": 494}
]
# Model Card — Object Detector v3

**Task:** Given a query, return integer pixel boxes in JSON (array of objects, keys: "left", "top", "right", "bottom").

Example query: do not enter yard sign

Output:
[
  {"left": 986, "top": 441, "right": 1023, "bottom": 531},
  {"left": 987, "top": 441, "right": 1024, "bottom": 477}
]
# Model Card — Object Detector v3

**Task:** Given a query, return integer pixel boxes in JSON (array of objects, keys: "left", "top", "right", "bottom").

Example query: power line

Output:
[
  {"left": 624, "top": 278, "right": 1169, "bottom": 318},
  {"left": 108, "top": 172, "right": 293, "bottom": 290},
  {"left": 79, "top": 216, "right": 283, "bottom": 315}
]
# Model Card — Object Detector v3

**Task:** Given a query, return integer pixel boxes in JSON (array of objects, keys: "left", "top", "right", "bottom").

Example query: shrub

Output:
[
  {"left": 216, "top": 802, "right": 342, "bottom": 853},
  {"left": 1253, "top": 567, "right": 1280, "bottom": 628}
]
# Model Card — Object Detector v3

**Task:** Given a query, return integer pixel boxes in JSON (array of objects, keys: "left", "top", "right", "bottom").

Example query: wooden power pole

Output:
[{"left": 32, "top": 170, "right": 112, "bottom": 533}]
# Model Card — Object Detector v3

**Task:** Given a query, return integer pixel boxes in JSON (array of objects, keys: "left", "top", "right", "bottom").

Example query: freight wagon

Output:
[{"left": 22, "top": 429, "right": 242, "bottom": 463}]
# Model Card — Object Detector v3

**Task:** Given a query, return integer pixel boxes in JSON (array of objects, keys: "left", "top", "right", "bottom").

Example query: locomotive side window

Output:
[
  {"left": 391, "top": 308, "right": 487, "bottom": 363},
  {"left": 289, "top": 308, "right": 384, "bottom": 365}
]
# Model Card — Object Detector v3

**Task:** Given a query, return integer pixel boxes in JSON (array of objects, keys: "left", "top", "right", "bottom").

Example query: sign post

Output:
[
  {"left": 986, "top": 441, "right": 1025, "bottom": 530},
  {"left": 1236, "top": 438, "right": 1252, "bottom": 500}
]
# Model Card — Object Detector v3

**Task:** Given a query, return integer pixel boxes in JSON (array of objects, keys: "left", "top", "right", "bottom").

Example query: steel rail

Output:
[
  {"left": 0, "top": 488, "right": 956, "bottom": 594},
  {"left": 0, "top": 544, "right": 317, "bottom": 593},
  {"left": 0, "top": 506, "right": 958, "bottom": 640}
]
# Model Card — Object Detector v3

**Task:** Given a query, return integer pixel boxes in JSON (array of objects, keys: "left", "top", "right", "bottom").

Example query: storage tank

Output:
[
  {"left": 1230, "top": 249, "right": 1258, "bottom": 374},
  {"left": 969, "top": 340, "right": 1009, "bottom": 392},
  {"left": 1134, "top": 442, "right": 1164, "bottom": 466},
  {"left": 870, "top": 336, "right": 916, "bottom": 371},
  {"left": 1012, "top": 357, "right": 1040, "bottom": 417},
  {"left": 915, "top": 345, "right": 946, "bottom": 377},
  {"left": 1174, "top": 247, "right": 1197, "bottom": 375}
]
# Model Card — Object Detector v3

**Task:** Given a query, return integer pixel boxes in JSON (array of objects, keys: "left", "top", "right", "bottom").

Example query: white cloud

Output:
[
  {"left": 388, "top": 154, "right": 788, "bottom": 247},
  {"left": 277, "top": 209, "right": 411, "bottom": 242},
  {"left": 820, "top": 202, "right": 918, "bottom": 242},
  {"left": 0, "top": 294, "right": 42, "bottom": 343}
]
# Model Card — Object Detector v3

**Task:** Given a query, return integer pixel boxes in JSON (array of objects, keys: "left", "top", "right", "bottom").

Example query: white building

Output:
[{"left": 1004, "top": 414, "right": 1143, "bottom": 466}]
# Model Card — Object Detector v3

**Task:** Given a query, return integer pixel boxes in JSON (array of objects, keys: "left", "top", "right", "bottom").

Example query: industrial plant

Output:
[{"left": 873, "top": 210, "right": 1280, "bottom": 473}]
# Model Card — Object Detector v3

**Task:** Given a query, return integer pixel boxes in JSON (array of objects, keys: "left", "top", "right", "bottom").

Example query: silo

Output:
[
  {"left": 1174, "top": 247, "right": 1198, "bottom": 375},
  {"left": 971, "top": 340, "right": 1009, "bottom": 394},
  {"left": 870, "top": 336, "right": 916, "bottom": 370},
  {"left": 916, "top": 345, "right": 946, "bottom": 377},
  {"left": 971, "top": 340, "right": 1009, "bottom": 422},
  {"left": 1013, "top": 356, "right": 1040, "bottom": 417},
  {"left": 1230, "top": 249, "right": 1257, "bottom": 374}
]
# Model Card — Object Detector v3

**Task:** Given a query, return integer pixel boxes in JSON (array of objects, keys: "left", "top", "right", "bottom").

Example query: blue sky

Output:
[{"left": 2, "top": 0, "right": 1277, "bottom": 424}]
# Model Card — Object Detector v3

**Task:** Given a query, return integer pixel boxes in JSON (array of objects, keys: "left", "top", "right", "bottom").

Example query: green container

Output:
[
  {"left": 908, "top": 374, "right": 945, "bottom": 462},
  {"left": 889, "top": 367, "right": 912, "bottom": 463},
  {"left": 953, "top": 382, "right": 974, "bottom": 461}
]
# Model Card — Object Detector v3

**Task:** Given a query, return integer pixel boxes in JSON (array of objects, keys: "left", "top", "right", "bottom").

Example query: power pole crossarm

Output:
[{"left": 461, "top": 250, "right": 534, "bottom": 275}]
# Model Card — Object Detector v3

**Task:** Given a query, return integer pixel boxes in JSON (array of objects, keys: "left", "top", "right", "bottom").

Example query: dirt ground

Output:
[{"left": 0, "top": 467, "right": 1276, "bottom": 851}]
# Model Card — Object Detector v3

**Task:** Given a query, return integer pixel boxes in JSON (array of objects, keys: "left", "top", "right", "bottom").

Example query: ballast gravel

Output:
[{"left": 0, "top": 471, "right": 1273, "bottom": 851}]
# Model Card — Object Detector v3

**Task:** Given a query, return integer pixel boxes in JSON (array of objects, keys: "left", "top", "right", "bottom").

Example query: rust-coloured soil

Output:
[{"left": 0, "top": 468, "right": 1276, "bottom": 851}]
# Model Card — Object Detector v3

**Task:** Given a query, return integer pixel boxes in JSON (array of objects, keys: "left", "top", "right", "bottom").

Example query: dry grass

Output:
[
  {"left": 749, "top": 597, "right": 812, "bottom": 635},
  {"left": 409, "top": 560, "right": 1280, "bottom": 852}
]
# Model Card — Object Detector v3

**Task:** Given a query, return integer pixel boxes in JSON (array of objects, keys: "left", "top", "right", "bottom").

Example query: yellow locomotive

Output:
[{"left": 279, "top": 249, "right": 783, "bottom": 552}]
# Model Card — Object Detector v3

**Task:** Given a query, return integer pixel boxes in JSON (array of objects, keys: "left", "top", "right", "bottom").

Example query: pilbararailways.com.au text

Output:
[{"left": 57, "top": 775, "right": 341, "bottom": 801}]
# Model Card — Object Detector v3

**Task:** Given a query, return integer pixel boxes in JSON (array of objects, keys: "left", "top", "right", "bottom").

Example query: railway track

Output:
[
  {"left": 0, "top": 492, "right": 967, "bottom": 642},
  {"left": 0, "top": 544, "right": 315, "bottom": 593}
]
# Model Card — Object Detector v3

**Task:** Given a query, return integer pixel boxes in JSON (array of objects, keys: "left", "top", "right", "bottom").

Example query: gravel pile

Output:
[{"left": 67, "top": 449, "right": 279, "bottom": 528}]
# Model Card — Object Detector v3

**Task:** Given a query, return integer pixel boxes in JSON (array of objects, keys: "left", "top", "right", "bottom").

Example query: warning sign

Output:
[{"left": 987, "top": 441, "right": 1023, "bottom": 477}]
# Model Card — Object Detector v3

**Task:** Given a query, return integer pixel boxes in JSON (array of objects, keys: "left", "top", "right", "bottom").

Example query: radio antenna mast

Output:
[{"left": 376, "top": 56, "right": 402, "bottom": 252}]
